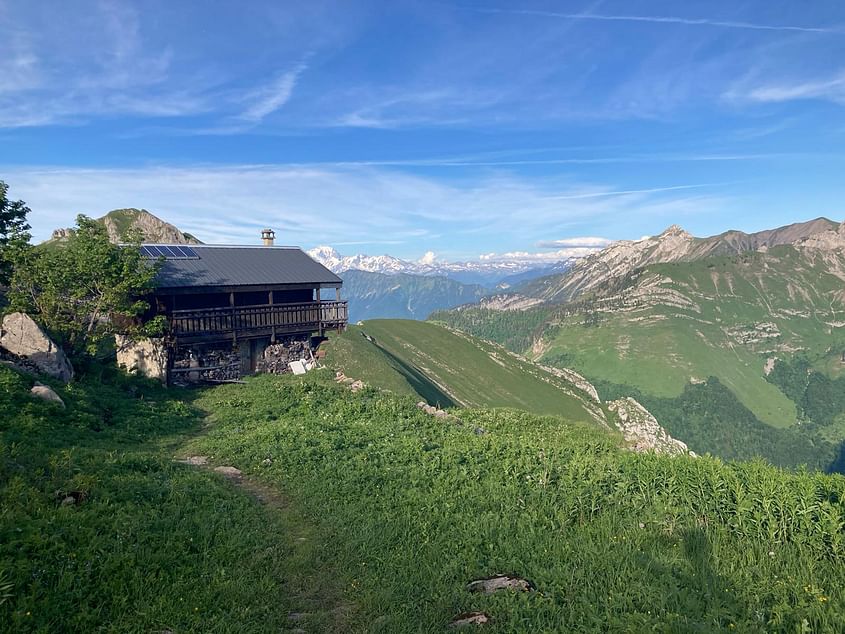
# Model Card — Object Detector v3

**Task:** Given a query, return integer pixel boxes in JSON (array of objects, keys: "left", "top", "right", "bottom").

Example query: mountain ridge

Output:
[
  {"left": 308, "top": 244, "right": 575, "bottom": 288},
  {"left": 506, "top": 217, "right": 843, "bottom": 305}
]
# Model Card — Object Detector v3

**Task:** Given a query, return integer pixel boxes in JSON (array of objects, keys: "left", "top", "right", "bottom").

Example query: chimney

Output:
[{"left": 261, "top": 228, "right": 275, "bottom": 246}]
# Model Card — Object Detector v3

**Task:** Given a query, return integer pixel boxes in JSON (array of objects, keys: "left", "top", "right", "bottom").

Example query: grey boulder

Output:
[{"left": 1, "top": 312, "right": 73, "bottom": 382}]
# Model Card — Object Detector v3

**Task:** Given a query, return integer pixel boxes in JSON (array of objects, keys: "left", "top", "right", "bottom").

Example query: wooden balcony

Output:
[{"left": 170, "top": 300, "right": 347, "bottom": 343}]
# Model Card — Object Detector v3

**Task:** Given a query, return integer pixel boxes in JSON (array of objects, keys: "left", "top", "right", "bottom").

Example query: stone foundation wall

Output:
[{"left": 116, "top": 335, "right": 167, "bottom": 382}]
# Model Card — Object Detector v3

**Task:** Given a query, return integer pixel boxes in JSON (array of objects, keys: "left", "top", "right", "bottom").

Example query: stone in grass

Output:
[
  {"left": 56, "top": 490, "right": 87, "bottom": 506},
  {"left": 466, "top": 574, "right": 535, "bottom": 594},
  {"left": 214, "top": 466, "right": 242, "bottom": 477},
  {"left": 287, "top": 612, "right": 309, "bottom": 622},
  {"left": 30, "top": 382, "right": 65, "bottom": 408},
  {"left": 448, "top": 612, "right": 490, "bottom": 627},
  {"left": 181, "top": 455, "right": 208, "bottom": 466}
]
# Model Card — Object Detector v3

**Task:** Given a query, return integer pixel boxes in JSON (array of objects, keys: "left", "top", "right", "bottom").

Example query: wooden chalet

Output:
[{"left": 121, "top": 230, "right": 347, "bottom": 382}]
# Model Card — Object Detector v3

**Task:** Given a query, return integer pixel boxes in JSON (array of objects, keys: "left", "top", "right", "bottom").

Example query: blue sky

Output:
[{"left": 2, "top": 0, "right": 845, "bottom": 262}]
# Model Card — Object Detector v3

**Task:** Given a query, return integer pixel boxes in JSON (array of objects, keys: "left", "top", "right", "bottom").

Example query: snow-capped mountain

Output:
[
  {"left": 307, "top": 246, "right": 575, "bottom": 288},
  {"left": 307, "top": 246, "right": 414, "bottom": 276}
]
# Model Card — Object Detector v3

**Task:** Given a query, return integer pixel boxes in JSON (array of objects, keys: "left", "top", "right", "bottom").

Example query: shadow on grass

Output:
[
  {"left": 367, "top": 338, "right": 457, "bottom": 409},
  {"left": 634, "top": 527, "right": 745, "bottom": 629}
]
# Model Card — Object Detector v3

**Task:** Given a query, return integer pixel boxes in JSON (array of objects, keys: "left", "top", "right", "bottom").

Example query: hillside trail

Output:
[{"left": 174, "top": 451, "right": 356, "bottom": 633}]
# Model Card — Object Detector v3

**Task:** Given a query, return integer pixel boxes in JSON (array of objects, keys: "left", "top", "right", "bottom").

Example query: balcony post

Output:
[
  {"left": 230, "top": 292, "right": 236, "bottom": 343},
  {"left": 269, "top": 290, "right": 275, "bottom": 342},
  {"left": 316, "top": 287, "right": 322, "bottom": 336}
]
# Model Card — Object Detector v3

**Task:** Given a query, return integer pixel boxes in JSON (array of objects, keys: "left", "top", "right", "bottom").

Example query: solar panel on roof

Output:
[
  {"left": 175, "top": 246, "right": 198, "bottom": 258},
  {"left": 139, "top": 245, "right": 200, "bottom": 260}
]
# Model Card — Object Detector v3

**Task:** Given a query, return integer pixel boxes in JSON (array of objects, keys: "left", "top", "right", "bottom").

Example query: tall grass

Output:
[{"left": 188, "top": 371, "right": 845, "bottom": 632}]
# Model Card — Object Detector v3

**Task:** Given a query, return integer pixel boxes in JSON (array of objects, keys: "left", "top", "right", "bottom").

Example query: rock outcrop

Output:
[
  {"left": 607, "top": 397, "right": 692, "bottom": 456},
  {"left": 0, "top": 313, "right": 73, "bottom": 382}
]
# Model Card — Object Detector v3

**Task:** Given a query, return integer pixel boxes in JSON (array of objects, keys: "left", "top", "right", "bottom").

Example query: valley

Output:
[{"left": 436, "top": 220, "right": 845, "bottom": 471}]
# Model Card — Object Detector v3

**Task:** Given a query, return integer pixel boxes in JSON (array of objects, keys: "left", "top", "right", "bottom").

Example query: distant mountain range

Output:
[
  {"left": 306, "top": 245, "right": 574, "bottom": 288},
  {"left": 47, "top": 209, "right": 560, "bottom": 321}
]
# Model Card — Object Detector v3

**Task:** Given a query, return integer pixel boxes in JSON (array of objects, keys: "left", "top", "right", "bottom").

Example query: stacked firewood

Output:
[
  {"left": 171, "top": 348, "right": 240, "bottom": 384},
  {"left": 257, "top": 336, "right": 313, "bottom": 374}
]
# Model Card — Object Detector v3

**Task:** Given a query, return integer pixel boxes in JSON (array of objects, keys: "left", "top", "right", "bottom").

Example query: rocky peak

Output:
[
  {"left": 795, "top": 219, "right": 845, "bottom": 251},
  {"left": 101, "top": 209, "right": 201, "bottom": 245},
  {"left": 49, "top": 208, "right": 202, "bottom": 245},
  {"left": 657, "top": 224, "right": 693, "bottom": 240},
  {"left": 50, "top": 227, "right": 73, "bottom": 241}
]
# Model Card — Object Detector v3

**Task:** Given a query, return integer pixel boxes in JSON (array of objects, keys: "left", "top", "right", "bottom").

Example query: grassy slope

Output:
[
  {"left": 6, "top": 363, "right": 845, "bottom": 631},
  {"left": 325, "top": 320, "right": 600, "bottom": 423},
  {"left": 544, "top": 313, "right": 798, "bottom": 428},
  {"left": 448, "top": 248, "right": 845, "bottom": 430},
  {"left": 186, "top": 373, "right": 845, "bottom": 633},
  {"left": 0, "top": 366, "right": 347, "bottom": 633},
  {"left": 550, "top": 249, "right": 845, "bottom": 428},
  {"left": 436, "top": 249, "right": 845, "bottom": 469}
]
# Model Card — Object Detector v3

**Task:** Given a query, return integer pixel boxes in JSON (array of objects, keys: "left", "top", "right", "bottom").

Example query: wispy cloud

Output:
[
  {"left": 337, "top": 153, "right": 819, "bottom": 167},
  {"left": 4, "top": 164, "right": 732, "bottom": 259},
  {"left": 478, "top": 247, "right": 606, "bottom": 263},
  {"left": 0, "top": 1, "right": 214, "bottom": 127},
  {"left": 465, "top": 7, "right": 841, "bottom": 34},
  {"left": 536, "top": 237, "right": 613, "bottom": 249},
  {"left": 542, "top": 183, "right": 725, "bottom": 200},
  {"left": 239, "top": 62, "right": 308, "bottom": 122},
  {"left": 744, "top": 71, "right": 845, "bottom": 104}
]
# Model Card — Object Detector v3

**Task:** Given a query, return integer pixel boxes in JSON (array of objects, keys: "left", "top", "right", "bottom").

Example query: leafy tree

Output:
[
  {"left": 0, "top": 180, "right": 32, "bottom": 286},
  {"left": 8, "top": 215, "right": 164, "bottom": 357}
]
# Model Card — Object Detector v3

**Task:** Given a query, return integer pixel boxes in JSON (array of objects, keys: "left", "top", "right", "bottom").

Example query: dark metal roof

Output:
[{"left": 147, "top": 245, "right": 342, "bottom": 290}]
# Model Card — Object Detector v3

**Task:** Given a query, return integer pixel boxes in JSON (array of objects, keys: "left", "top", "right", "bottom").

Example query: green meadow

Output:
[
  {"left": 3, "top": 365, "right": 845, "bottom": 632},
  {"left": 325, "top": 320, "right": 599, "bottom": 422}
]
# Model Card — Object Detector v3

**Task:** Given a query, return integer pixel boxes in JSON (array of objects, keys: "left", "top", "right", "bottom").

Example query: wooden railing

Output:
[{"left": 170, "top": 300, "right": 347, "bottom": 339}]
